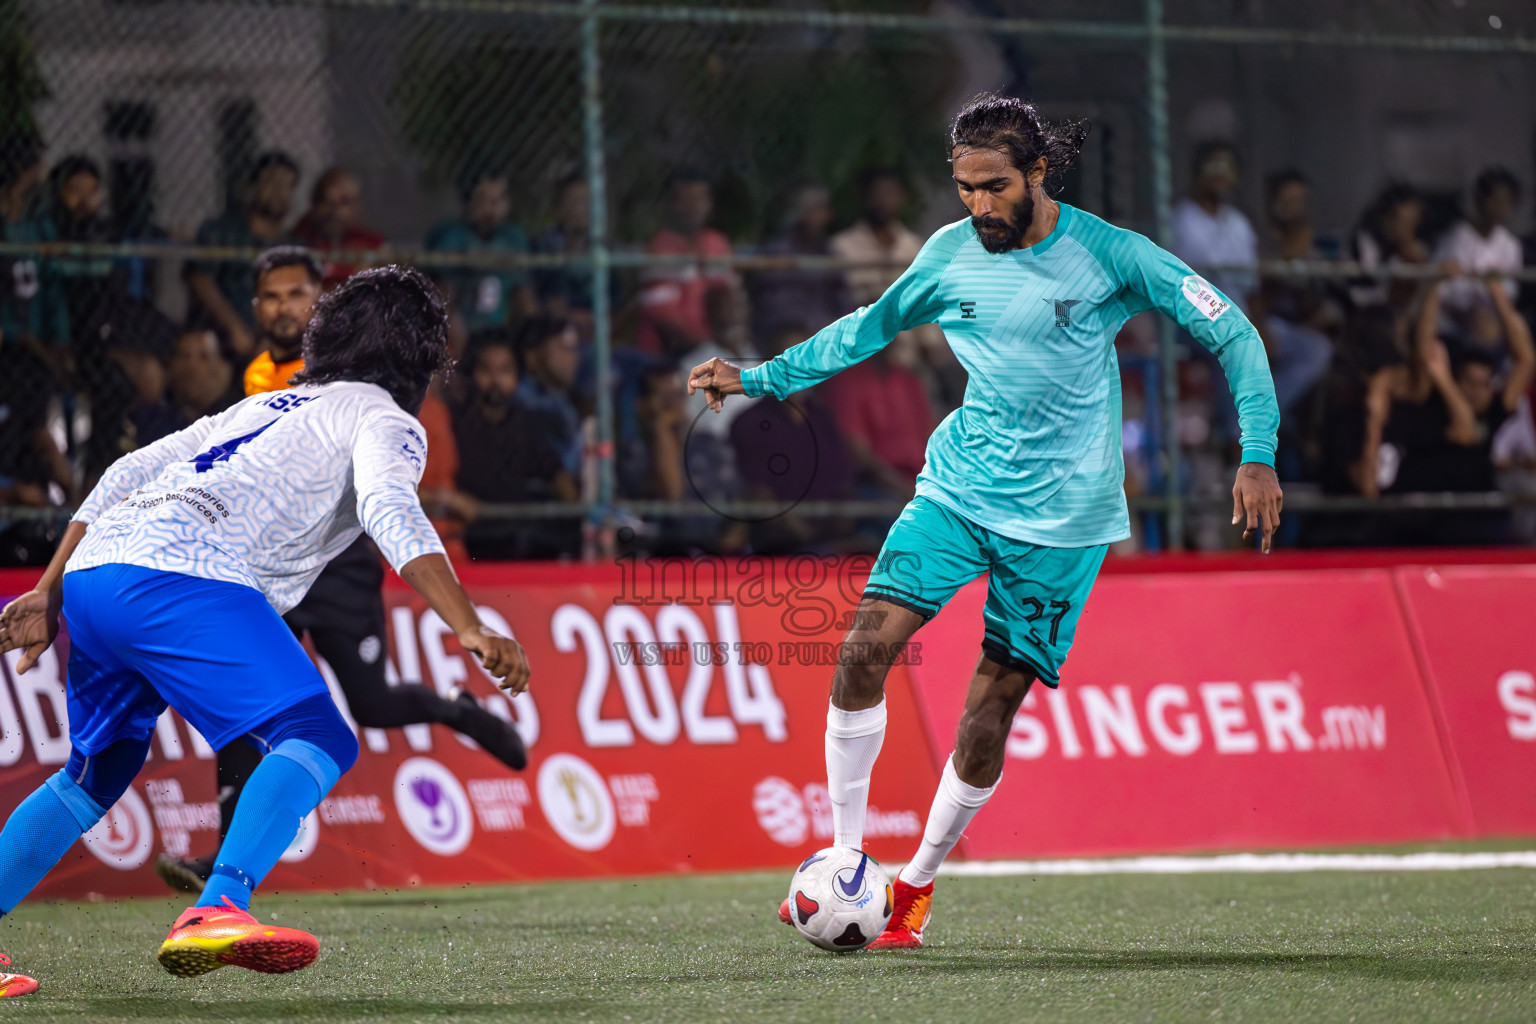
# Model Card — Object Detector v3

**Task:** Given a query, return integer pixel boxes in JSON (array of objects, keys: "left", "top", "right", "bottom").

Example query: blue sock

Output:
[
  {"left": 196, "top": 740, "right": 340, "bottom": 911},
  {"left": 0, "top": 776, "right": 108, "bottom": 915}
]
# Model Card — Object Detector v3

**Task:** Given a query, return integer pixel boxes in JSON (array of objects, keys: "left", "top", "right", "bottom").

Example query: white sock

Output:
[
  {"left": 825, "top": 699, "right": 887, "bottom": 849},
  {"left": 898, "top": 754, "right": 997, "bottom": 887}
]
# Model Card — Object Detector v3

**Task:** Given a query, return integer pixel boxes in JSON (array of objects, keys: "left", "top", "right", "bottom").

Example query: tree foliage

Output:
[
  {"left": 390, "top": 4, "right": 961, "bottom": 241},
  {"left": 0, "top": 0, "right": 48, "bottom": 144}
]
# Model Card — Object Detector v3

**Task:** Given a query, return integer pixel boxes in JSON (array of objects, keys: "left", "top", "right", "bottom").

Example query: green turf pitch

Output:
[{"left": 0, "top": 867, "right": 1532, "bottom": 1023}]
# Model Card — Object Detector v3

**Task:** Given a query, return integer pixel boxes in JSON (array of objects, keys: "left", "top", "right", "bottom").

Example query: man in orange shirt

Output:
[
  {"left": 155, "top": 247, "right": 528, "bottom": 892},
  {"left": 242, "top": 247, "right": 314, "bottom": 395}
]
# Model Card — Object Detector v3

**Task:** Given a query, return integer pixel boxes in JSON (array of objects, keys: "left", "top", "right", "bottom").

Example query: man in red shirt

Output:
[
  {"left": 293, "top": 167, "right": 387, "bottom": 290},
  {"left": 825, "top": 347, "right": 936, "bottom": 495},
  {"left": 636, "top": 169, "right": 736, "bottom": 356}
]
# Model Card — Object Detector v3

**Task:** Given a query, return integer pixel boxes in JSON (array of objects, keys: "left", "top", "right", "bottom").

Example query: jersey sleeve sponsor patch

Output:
[
  {"left": 395, "top": 425, "right": 426, "bottom": 474},
  {"left": 1181, "top": 275, "right": 1231, "bottom": 322}
]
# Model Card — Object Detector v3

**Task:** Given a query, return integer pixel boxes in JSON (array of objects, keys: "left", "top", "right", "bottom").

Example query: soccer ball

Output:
[{"left": 786, "top": 847, "right": 893, "bottom": 951}]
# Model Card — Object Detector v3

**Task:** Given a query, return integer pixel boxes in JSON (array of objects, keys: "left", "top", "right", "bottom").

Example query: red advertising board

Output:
[
  {"left": 1393, "top": 565, "right": 1536, "bottom": 837},
  {"left": 905, "top": 570, "right": 1471, "bottom": 858},
  {"left": 1, "top": 552, "right": 1534, "bottom": 901},
  {"left": 0, "top": 563, "right": 939, "bottom": 897}
]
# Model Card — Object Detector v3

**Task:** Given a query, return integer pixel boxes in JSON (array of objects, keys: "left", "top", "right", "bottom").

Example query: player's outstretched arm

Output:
[
  {"left": 722, "top": 226, "right": 963, "bottom": 403},
  {"left": 400, "top": 553, "right": 531, "bottom": 694},
  {"left": 1102, "top": 229, "right": 1283, "bottom": 550},
  {"left": 352, "top": 409, "right": 531, "bottom": 693},
  {"left": 0, "top": 521, "right": 87, "bottom": 673}
]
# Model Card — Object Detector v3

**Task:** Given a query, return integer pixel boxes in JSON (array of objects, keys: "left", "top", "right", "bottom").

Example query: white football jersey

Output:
[{"left": 67, "top": 381, "right": 446, "bottom": 614}]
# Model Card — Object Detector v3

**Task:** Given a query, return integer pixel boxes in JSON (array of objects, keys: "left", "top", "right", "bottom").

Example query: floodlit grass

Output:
[{"left": 0, "top": 862, "right": 1533, "bottom": 1023}]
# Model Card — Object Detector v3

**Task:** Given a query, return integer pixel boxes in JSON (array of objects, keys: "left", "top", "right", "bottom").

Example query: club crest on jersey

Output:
[{"left": 1043, "top": 298, "right": 1082, "bottom": 329}]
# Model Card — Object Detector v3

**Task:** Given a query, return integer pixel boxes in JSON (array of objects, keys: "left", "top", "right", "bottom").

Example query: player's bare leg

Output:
[
  {"left": 778, "top": 597, "right": 924, "bottom": 925},
  {"left": 868, "top": 654, "right": 1035, "bottom": 949}
]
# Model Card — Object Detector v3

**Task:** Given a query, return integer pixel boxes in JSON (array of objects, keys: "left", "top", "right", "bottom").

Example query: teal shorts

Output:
[{"left": 863, "top": 497, "right": 1107, "bottom": 686}]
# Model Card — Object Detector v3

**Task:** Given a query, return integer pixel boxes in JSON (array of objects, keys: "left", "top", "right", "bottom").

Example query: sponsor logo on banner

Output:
[
  {"left": 281, "top": 810, "right": 321, "bottom": 863},
  {"left": 319, "top": 794, "right": 387, "bottom": 824},
  {"left": 467, "top": 778, "right": 532, "bottom": 831},
  {"left": 143, "top": 778, "right": 218, "bottom": 859},
  {"left": 83, "top": 787, "right": 154, "bottom": 870},
  {"left": 394, "top": 757, "right": 473, "bottom": 856},
  {"left": 1003, "top": 676, "right": 1385, "bottom": 761},
  {"left": 608, "top": 774, "right": 659, "bottom": 826},
  {"left": 752, "top": 776, "right": 920, "bottom": 846},
  {"left": 1498, "top": 671, "right": 1536, "bottom": 740},
  {"left": 537, "top": 753, "right": 615, "bottom": 851},
  {"left": 753, "top": 776, "right": 808, "bottom": 846}
]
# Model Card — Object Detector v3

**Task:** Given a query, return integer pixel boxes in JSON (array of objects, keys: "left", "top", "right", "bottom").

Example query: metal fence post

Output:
[
  {"left": 1146, "top": 0, "right": 1182, "bottom": 550},
  {"left": 581, "top": 0, "right": 615, "bottom": 540}
]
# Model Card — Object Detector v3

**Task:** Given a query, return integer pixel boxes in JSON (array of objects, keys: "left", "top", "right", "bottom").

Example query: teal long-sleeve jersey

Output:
[{"left": 740, "top": 203, "right": 1279, "bottom": 547}]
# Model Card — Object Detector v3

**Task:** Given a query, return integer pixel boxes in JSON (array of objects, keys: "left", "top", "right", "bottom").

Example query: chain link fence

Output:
[{"left": 3, "top": 0, "right": 1536, "bottom": 565}]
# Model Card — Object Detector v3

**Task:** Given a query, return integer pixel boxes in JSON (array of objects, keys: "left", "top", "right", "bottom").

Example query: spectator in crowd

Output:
[
  {"left": 165, "top": 328, "right": 239, "bottom": 432},
  {"left": 242, "top": 246, "right": 322, "bottom": 395},
  {"left": 534, "top": 173, "right": 598, "bottom": 337},
  {"left": 1170, "top": 141, "right": 1257, "bottom": 450},
  {"left": 80, "top": 300, "right": 179, "bottom": 487},
  {"left": 292, "top": 166, "right": 387, "bottom": 290},
  {"left": 680, "top": 284, "right": 757, "bottom": 439},
  {"left": 0, "top": 323, "right": 73, "bottom": 512},
  {"left": 1374, "top": 274, "right": 1534, "bottom": 543},
  {"left": 728, "top": 327, "right": 862, "bottom": 554},
  {"left": 1, "top": 128, "right": 68, "bottom": 362},
  {"left": 108, "top": 154, "right": 172, "bottom": 305},
  {"left": 1317, "top": 306, "right": 1406, "bottom": 501},
  {"left": 425, "top": 168, "right": 536, "bottom": 337},
  {"left": 619, "top": 362, "right": 748, "bottom": 555},
  {"left": 48, "top": 155, "right": 116, "bottom": 341},
  {"left": 513, "top": 315, "right": 584, "bottom": 477},
  {"left": 1351, "top": 183, "right": 1429, "bottom": 311},
  {"left": 751, "top": 180, "right": 849, "bottom": 343},
  {"left": 1434, "top": 167, "right": 1522, "bottom": 317},
  {"left": 824, "top": 343, "right": 935, "bottom": 496},
  {"left": 1254, "top": 169, "right": 1338, "bottom": 420},
  {"left": 185, "top": 151, "right": 300, "bottom": 359},
  {"left": 414, "top": 374, "right": 472, "bottom": 564},
  {"left": 635, "top": 168, "right": 735, "bottom": 357},
  {"left": 618, "top": 364, "right": 687, "bottom": 503},
  {"left": 450, "top": 329, "right": 575, "bottom": 559},
  {"left": 830, "top": 167, "right": 956, "bottom": 407},
  {"left": 1170, "top": 141, "right": 1258, "bottom": 312}
]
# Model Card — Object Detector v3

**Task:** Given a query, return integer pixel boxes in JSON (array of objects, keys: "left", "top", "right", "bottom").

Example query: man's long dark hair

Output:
[
  {"left": 290, "top": 265, "right": 449, "bottom": 413},
  {"left": 948, "top": 93, "right": 1088, "bottom": 192}
]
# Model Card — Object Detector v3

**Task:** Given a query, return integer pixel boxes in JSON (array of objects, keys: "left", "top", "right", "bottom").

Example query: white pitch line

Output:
[{"left": 925, "top": 851, "right": 1536, "bottom": 876}]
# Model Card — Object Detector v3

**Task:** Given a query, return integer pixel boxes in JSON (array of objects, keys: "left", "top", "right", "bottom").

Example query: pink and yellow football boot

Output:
[{"left": 157, "top": 897, "right": 320, "bottom": 977}]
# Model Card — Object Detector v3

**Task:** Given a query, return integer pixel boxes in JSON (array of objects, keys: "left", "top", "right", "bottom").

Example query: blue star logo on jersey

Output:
[{"left": 1042, "top": 298, "right": 1083, "bottom": 329}]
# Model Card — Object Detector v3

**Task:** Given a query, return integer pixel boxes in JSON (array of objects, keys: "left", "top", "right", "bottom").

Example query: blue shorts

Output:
[
  {"left": 864, "top": 497, "right": 1107, "bottom": 685},
  {"left": 62, "top": 564, "right": 332, "bottom": 755}
]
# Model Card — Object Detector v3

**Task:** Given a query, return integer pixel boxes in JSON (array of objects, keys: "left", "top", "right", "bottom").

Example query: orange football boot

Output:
[
  {"left": 0, "top": 967, "right": 37, "bottom": 997},
  {"left": 156, "top": 896, "right": 319, "bottom": 977},
  {"left": 778, "top": 897, "right": 793, "bottom": 925},
  {"left": 866, "top": 878, "right": 932, "bottom": 949}
]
